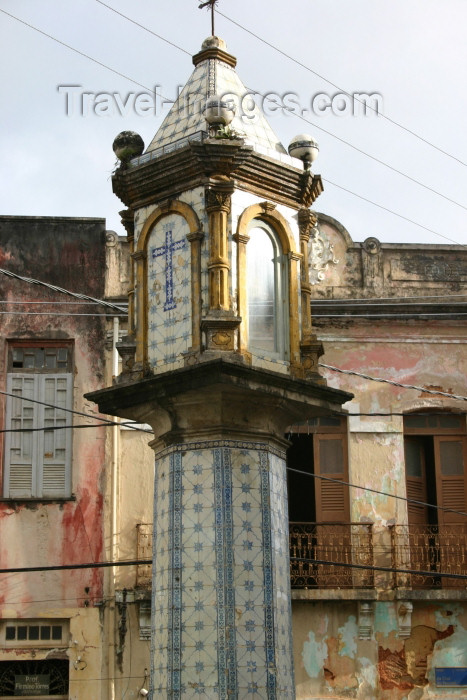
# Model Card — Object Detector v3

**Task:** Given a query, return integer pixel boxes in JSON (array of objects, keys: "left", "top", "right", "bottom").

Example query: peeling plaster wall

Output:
[
  {"left": 290, "top": 218, "right": 467, "bottom": 700},
  {"left": 293, "top": 601, "right": 467, "bottom": 699},
  {"left": 0, "top": 217, "right": 108, "bottom": 699}
]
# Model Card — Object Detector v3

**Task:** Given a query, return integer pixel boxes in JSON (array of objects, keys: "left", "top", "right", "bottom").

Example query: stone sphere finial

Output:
[
  {"left": 112, "top": 131, "right": 144, "bottom": 162},
  {"left": 288, "top": 134, "right": 319, "bottom": 170}
]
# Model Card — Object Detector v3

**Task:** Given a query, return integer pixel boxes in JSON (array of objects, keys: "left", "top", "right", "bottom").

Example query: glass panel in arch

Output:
[{"left": 247, "top": 226, "right": 276, "bottom": 352}]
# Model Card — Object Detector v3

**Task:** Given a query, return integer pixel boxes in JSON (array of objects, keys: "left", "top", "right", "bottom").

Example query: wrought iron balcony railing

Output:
[
  {"left": 289, "top": 522, "right": 374, "bottom": 589},
  {"left": 391, "top": 524, "right": 467, "bottom": 589},
  {"left": 135, "top": 522, "right": 467, "bottom": 591}
]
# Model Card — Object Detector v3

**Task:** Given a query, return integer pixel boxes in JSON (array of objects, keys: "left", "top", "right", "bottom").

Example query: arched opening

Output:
[{"left": 246, "top": 220, "right": 288, "bottom": 359}]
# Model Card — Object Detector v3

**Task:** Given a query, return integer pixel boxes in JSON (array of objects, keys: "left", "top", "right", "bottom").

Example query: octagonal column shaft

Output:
[{"left": 150, "top": 439, "right": 295, "bottom": 699}]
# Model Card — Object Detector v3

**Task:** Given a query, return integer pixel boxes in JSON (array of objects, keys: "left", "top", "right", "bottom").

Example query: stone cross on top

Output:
[{"left": 198, "top": 0, "right": 219, "bottom": 37}]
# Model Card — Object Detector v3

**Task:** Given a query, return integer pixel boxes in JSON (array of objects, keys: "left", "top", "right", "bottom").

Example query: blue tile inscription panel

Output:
[{"left": 435, "top": 668, "right": 467, "bottom": 686}]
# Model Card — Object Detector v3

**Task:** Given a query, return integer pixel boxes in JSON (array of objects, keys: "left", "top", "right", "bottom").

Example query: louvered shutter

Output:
[
  {"left": 4, "top": 374, "right": 38, "bottom": 498},
  {"left": 39, "top": 375, "right": 73, "bottom": 497},
  {"left": 314, "top": 434, "right": 349, "bottom": 522},
  {"left": 404, "top": 437, "right": 428, "bottom": 525},
  {"left": 435, "top": 436, "right": 467, "bottom": 525},
  {"left": 4, "top": 373, "right": 72, "bottom": 498}
]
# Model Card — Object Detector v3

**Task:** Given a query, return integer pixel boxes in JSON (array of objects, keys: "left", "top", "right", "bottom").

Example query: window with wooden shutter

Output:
[
  {"left": 286, "top": 416, "right": 349, "bottom": 523},
  {"left": 403, "top": 413, "right": 467, "bottom": 588},
  {"left": 404, "top": 413, "right": 467, "bottom": 526},
  {"left": 434, "top": 435, "right": 467, "bottom": 525},
  {"left": 3, "top": 344, "right": 73, "bottom": 500}
]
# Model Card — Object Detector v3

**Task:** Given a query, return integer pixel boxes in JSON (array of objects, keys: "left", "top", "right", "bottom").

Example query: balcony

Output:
[
  {"left": 391, "top": 524, "right": 467, "bottom": 589},
  {"left": 289, "top": 522, "right": 374, "bottom": 589},
  {"left": 135, "top": 522, "right": 467, "bottom": 591}
]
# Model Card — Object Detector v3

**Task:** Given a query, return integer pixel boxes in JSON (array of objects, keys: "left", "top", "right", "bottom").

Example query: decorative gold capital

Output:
[
  {"left": 259, "top": 201, "right": 277, "bottom": 214},
  {"left": 186, "top": 229, "right": 205, "bottom": 243},
  {"left": 298, "top": 208, "right": 317, "bottom": 239},
  {"left": 205, "top": 187, "right": 233, "bottom": 213}
]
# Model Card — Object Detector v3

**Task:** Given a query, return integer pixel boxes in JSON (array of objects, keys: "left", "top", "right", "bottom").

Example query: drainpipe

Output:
[{"left": 110, "top": 317, "right": 120, "bottom": 700}]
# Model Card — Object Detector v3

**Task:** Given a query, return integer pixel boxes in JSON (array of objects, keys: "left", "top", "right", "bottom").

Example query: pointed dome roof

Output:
[{"left": 145, "top": 37, "right": 287, "bottom": 156}]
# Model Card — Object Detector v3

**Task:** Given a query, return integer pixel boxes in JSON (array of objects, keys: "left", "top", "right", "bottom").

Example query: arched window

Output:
[{"left": 246, "top": 220, "right": 288, "bottom": 359}]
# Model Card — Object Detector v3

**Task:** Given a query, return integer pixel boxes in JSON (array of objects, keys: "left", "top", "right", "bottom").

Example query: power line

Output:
[
  {"left": 290, "top": 556, "right": 467, "bottom": 581},
  {"left": 92, "top": 3, "right": 467, "bottom": 220},
  {"left": 287, "top": 466, "right": 467, "bottom": 519},
  {"left": 0, "top": 311, "right": 125, "bottom": 317},
  {"left": 0, "top": 388, "right": 154, "bottom": 435},
  {"left": 319, "top": 363, "right": 467, "bottom": 402},
  {"left": 0, "top": 267, "right": 125, "bottom": 312},
  {"left": 314, "top": 313, "right": 467, "bottom": 319},
  {"left": 216, "top": 9, "right": 467, "bottom": 169},
  {"left": 0, "top": 8, "right": 151, "bottom": 92},
  {"left": 0, "top": 421, "right": 152, "bottom": 434},
  {"left": 0, "top": 559, "right": 147, "bottom": 575},
  {"left": 95, "top": 0, "right": 191, "bottom": 56},
  {"left": 4, "top": 7, "right": 465, "bottom": 247},
  {"left": 2, "top": 553, "right": 466, "bottom": 582},
  {"left": 324, "top": 179, "right": 467, "bottom": 247},
  {"left": 311, "top": 293, "right": 467, "bottom": 307}
]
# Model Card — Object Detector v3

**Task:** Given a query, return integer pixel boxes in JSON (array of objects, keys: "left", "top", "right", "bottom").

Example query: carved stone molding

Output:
[
  {"left": 358, "top": 602, "right": 374, "bottom": 640},
  {"left": 201, "top": 315, "right": 242, "bottom": 353},
  {"left": 308, "top": 224, "right": 339, "bottom": 285},
  {"left": 116, "top": 336, "right": 137, "bottom": 374},
  {"left": 298, "top": 208, "right": 317, "bottom": 238},
  {"left": 205, "top": 188, "right": 233, "bottom": 213},
  {"left": 119, "top": 208, "right": 135, "bottom": 238},
  {"left": 259, "top": 201, "right": 277, "bottom": 215},
  {"left": 397, "top": 601, "right": 413, "bottom": 639},
  {"left": 299, "top": 337, "right": 325, "bottom": 383}
]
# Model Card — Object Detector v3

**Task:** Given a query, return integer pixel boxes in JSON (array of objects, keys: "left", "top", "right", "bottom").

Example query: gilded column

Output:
[{"left": 201, "top": 179, "right": 241, "bottom": 354}]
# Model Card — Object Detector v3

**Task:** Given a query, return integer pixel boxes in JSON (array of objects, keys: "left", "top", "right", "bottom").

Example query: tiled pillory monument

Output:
[{"left": 87, "top": 30, "right": 351, "bottom": 699}]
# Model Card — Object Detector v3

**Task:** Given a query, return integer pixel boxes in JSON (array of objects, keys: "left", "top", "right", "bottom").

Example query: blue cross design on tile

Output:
[{"left": 152, "top": 229, "right": 187, "bottom": 312}]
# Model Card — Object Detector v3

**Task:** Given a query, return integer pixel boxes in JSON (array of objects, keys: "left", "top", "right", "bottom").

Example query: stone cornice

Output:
[
  {"left": 85, "top": 357, "right": 353, "bottom": 429},
  {"left": 112, "top": 140, "right": 323, "bottom": 211}
]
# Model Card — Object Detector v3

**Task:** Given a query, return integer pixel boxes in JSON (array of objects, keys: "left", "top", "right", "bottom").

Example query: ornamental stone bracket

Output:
[
  {"left": 397, "top": 601, "right": 414, "bottom": 639},
  {"left": 201, "top": 314, "right": 242, "bottom": 355},
  {"left": 299, "top": 337, "right": 325, "bottom": 384},
  {"left": 308, "top": 223, "right": 339, "bottom": 285},
  {"left": 190, "top": 139, "right": 253, "bottom": 178},
  {"left": 358, "top": 601, "right": 374, "bottom": 640}
]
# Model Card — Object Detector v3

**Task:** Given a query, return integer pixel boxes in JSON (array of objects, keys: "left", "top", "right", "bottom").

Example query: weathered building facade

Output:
[
  {"left": 289, "top": 217, "right": 467, "bottom": 699},
  {"left": 0, "top": 216, "right": 154, "bottom": 700},
  {"left": 88, "top": 32, "right": 467, "bottom": 700},
  {"left": 1, "top": 31, "right": 466, "bottom": 700}
]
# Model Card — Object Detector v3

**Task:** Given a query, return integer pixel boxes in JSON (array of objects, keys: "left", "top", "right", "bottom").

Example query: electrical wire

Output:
[
  {"left": 1, "top": 553, "right": 467, "bottom": 581},
  {"left": 95, "top": 0, "right": 191, "bottom": 56},
  {"left": 289, "top": 556, "right": 467, "bottom": 581},
  {"left": 0, "top": 388, "right": 154, "bottom": 435},
  {"left": 286, "top": 466, "right": 467, "bottom": 519},
  {"left": 0, "top": 267, "right": 126, "bottom": 312},
  {"left": 0, "top": 422, "right": 152, "bottom": 434},
  {"left": 92, "top": 2, "right": 467, "bottom": 217},
  {"left": 3, "top": 7, "right": 466, "bottom": 247},
  {"left": 0, "top": 311, "right": 125, "bottom": 317},
  {"left": 0, "top": 559, "right": 148, "bottom": 575},
  {"left": 319, "top": 363, "right": 467, "bottom": 401},
  {"left": 323, "top": 179, "right": 467, "bottom": 246},
  {"left": 216, "top": 8, "right": 467, "bottom": 169},
  {"left": 313, "top": 313, "right": 467, "bottom": 319},
  {"left": 312, "top": 300, "right": 467, "bottom": 307}
]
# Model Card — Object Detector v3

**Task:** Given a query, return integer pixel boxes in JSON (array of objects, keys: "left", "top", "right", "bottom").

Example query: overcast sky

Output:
[{"left": 1, "top": 0, "right": 466, "bottom": 246}]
